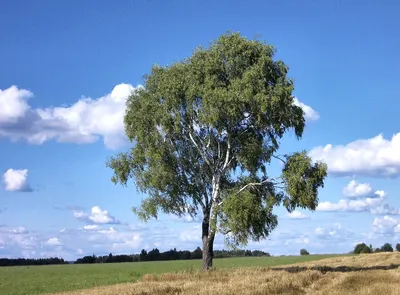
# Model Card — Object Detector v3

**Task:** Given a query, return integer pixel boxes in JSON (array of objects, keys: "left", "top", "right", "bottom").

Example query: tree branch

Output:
[
  {"left": 188, "top": 132, "right": 212, "bottom": 168},
  {"left": 221, "top": 137, "right": 231, "bottom": 171},
  {"left": 236, "top": 178, "right": 278, "bottom": 195},
  {"left": 272, "top": 154, "right": 286, "bottom": 164},
  {"left": 168, "top": 137, "right": 206, "bottom": 211}
]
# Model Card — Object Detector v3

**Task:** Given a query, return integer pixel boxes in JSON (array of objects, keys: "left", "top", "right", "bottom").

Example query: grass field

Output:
[
  {"left": 57, "top": 252, "right": 400, "bottom": 295},
  {"left": 0, "top": 254, "right": 341, "bottom": 295}
]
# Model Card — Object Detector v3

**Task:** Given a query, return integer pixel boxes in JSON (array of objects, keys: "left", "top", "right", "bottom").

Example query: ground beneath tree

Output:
[{"left": 54, "top": 252, "right": 400, "bottom": 295}]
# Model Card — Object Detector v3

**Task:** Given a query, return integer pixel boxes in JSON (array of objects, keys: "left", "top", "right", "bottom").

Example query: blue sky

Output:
[{"left": 1, "top": 0, "right": 400, "bottom": 260}]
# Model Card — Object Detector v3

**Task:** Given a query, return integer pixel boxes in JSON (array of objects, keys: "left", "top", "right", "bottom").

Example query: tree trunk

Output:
[{"left": 202, "top": 213, "right": 215, "bottom": 270}]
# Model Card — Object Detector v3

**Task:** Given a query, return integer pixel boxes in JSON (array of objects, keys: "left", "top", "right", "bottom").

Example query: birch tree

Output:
[{"left": 107, "top": 32, "right": 327, "bottom": 270}]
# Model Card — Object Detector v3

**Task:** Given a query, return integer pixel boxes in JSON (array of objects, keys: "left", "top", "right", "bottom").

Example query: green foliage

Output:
[
  {"left": 374, "top": 248, "right": 381, "bottom": 253},
  {"left": 353, "top": 243, "right": 372, "bottom": 254},
  {"left": 380, "top": 243, "right": 393, "bottom": 252},
  {"left": 300, "top": 249, "right": 310, "bottom": 255},
  {"left": 107, "top": 32, "right": 327, "bottom": 251},
  {"left": 396, "top": 243, "right": 400, "bottom": 252}
]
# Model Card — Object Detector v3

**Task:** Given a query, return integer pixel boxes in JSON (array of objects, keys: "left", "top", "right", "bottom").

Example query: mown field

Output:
[
  {"left": 0, "top": 254, "right": 340, "bottom": 295},
  {"left": 57, "top": 252, "right": 400, "bottom": 295}
]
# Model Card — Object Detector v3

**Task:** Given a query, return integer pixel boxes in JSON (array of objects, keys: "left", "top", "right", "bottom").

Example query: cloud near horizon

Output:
[
  {"left": 72, "top": 206, "right": 120, "bottom": 225},
  {"left": 317, "top": 180, "right": 400, "bottom": 216}
]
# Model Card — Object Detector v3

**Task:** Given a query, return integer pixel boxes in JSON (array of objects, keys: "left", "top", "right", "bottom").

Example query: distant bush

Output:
[
  {"left": 380, "top": 243, "right": 393, "bottom": 252},
  {"left": 395, "top": 243, "right": 400, "bottom": 252},
  {"left": 300, "top": 249, "right": 310, "bottom": 255},
  {"left": 353, "top": 243, "right": 371, "bottom": 254}
]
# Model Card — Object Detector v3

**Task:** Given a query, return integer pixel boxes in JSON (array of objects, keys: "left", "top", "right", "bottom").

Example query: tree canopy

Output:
[
  {"left": 380, "top": 243, "right": 393, "bottom": 252},
  {"left": 107, "top": 32, "right": 327, "bottom": 270}
]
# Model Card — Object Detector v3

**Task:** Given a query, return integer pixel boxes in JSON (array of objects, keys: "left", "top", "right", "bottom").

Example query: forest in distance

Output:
[
  {"left": 0, "top": 248, "right": 270, "bottom": 266},
  {"left": 2, "top": 242, "right": 398, "bottom": 267}
]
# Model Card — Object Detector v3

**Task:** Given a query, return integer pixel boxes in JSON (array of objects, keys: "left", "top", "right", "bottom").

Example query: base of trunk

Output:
[{"left": 202, "top": 235, "right": 214, "bottom": 271}]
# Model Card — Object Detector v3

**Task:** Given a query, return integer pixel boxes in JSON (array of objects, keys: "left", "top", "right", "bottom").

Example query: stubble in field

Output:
[{"left": 55, "top": 252, "right": 400, "bottom": 295}]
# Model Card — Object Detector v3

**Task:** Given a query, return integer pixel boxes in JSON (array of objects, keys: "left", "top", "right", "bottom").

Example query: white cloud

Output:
[
  {"left": 284, "top": 235, "right": 311, "bottom": 246},
  {"left": 9, "top": 226, "right": 28, "bottom": 234},
  {"left": 168, "top": 213, "right": 202, "bottom": 223},
  {"left": 309, "top": 133, "right": 400, "bottom": 177},
  {"left": 179, "top": 224, "right": 202, "bottom": 243},
  {"left": 370, "top": 204, "right": 400, "bottom": 215},
  {"left": 314, "top": 223, "right": 353, "bottom": 240},
  {"left": 0, "top": 84, "right": 142, "bottom": 149},
  {"left": 293, "top": 97, "right": 320, "bottom": 121},
  {"left": 44, "top": 237, "right": 63, "bottom": 246},
  {"left": 111, "top": 234, "right": 141, "bottom": 251},
  {"left": 372, "top": 216, "right": 400, "bottom": 234},
  {"left": 83, "top": 225, "right": 99, "bottom": 231},
  {"left": 0, "top": 86, "right": 32, "bottom": 123},
  {"left": 317, "top": 190, "right": 386, "bottom": 213},
  {"left": 2, "top": 169, "right": 32, "bottom": 192},
  {"left": 342, "top": 180, "right": 372, "bottom": 197},
  {"left": 287, "top": 210, "right": 309, "bottom": 219},
  {"left": 73, "top": 206, "right": 120, "bottom": 224}
]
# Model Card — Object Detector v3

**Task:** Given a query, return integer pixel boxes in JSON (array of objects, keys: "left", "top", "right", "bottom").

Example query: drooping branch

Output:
[{"left": 272, "top": 154, "right": 286, "bottom": 164}]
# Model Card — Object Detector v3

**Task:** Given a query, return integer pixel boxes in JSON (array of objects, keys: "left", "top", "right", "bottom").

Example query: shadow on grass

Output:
[{"left": 271, "top": 264, "right": 400, "bottom": 274}]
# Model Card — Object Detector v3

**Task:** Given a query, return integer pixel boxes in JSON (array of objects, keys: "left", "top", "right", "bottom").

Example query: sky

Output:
[{"left": 1, "top": 0, "right": 400, "bottom": 260}]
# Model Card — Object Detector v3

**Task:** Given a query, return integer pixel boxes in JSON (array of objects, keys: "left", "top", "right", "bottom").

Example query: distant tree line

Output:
[
  {"left": 353, "top": 242, "right": 400, "bottom": 254},
  {"left": 75, "top": 248, "right": 271, "bottom": 264},
  {"left": 0, "top": 257, "right": 66, "bottom": 267}
]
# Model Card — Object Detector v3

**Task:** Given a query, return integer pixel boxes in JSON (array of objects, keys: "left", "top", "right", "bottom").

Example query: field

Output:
[
  {"left": 0, "top": 254, "right": 340, "bottom": 295},
  {"left": 1, "top": 253, "right": 399, "bottom": 295}
]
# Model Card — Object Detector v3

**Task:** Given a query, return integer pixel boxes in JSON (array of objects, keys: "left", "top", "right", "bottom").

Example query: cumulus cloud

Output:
[
  {"left": 0, "top": 85, "right": 318, "bottom": 149},
  {"left": 0, "top": 86, "right": 32, "bottom": 123},
  {"left": 111, "top": 234, "right": 142, "bottom": 251},
  {"left": 2, "top": 169, "right": 32, "bottom": 192},
  {"left": 9, "top": 226, "right": 28, "bottom": 234},
  {"left": 284, "top": 235, "right": 311, "bottom": 246},
  {"left": 314, "top": 223, "right": 353, "bottom": 240},
  {"left": 317, "top": 190, "right": 386, "bottom": 213},
  {"left": 287, "top": 210, "right": 309, "bottom": 219},
  {"left": 370, "top": 204, "right": 400, "bottom": 215},
  {"left": 0, "top": 84, "right": 142, "bottom": 149},
  {"left": 318, "top": 180, "right": 400, "bottom": 216},
  {"left": 179, "top": 224, "right": 202, "bottom": 243},
  {"left": 168, "top": 213, "right": 202, "bottom": 223},
  {"left": 372, "top": 216, "right": 400, "bottom": 235},
  {"left": 342, "top": 180, "right": 372, "bottom": 198},
  {"left": 73, "top": 206, "right": 120, "bottom": 224},
  {"left": 44, "top": 237, "right": 63, "bottom": 246},
  {"left": 309, "top": 133, "right": 400, "bottom": 177},
  {"left": 0, "top": 226, "right": 38, "bottom": 258},
  {"left": 292, "top": 97, "right": 320, "bottom": 121}
]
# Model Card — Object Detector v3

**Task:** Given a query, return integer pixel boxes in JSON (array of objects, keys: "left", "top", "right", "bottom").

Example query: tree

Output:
[
  {"left": 300, "top": 248, "right": 309, "bottom": 255},
  {"left": 107, "top": 32, "right": 327, "bottom": 270},
  {"left": 353, "top": 243, "right": 371, "bottom": 254},
  {"left": 374, "top": 248, "right": 381, "bottom": 253},
  {"left": 396, "top": 243, "right": 400, "bottom": 252},
  {"left": 380, "top": 243, "right": 393, "bottom": 252}
]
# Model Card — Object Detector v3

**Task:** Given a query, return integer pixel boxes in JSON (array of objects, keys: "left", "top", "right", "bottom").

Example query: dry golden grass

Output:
[{"left": 54, "top": 252, "right": 400, "bottom": 295}]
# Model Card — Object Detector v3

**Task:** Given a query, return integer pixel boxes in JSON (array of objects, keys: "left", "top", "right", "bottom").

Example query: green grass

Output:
[{"left": 0, "top": 254, "right": 342, "bottom": 295}]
